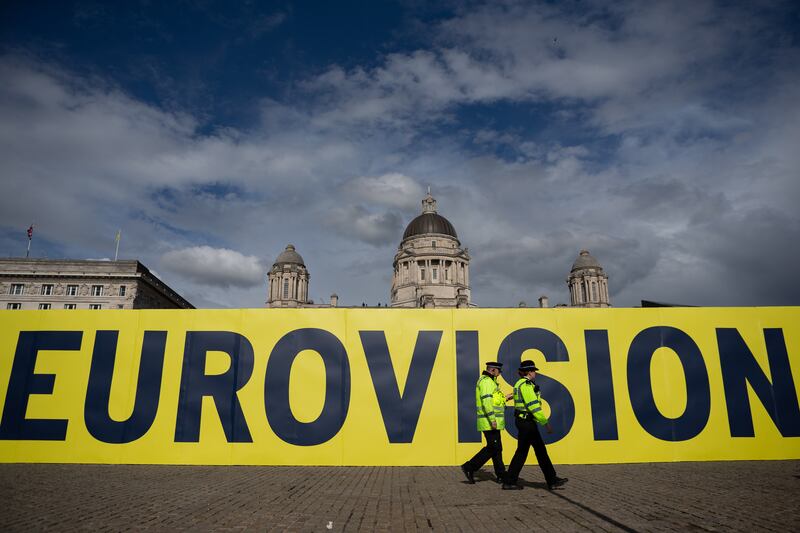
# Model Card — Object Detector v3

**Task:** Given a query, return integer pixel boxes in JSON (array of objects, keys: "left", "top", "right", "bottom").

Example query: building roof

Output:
[
  {"left": 402, "top": 191, "right": 459, "bottom": 240},
  {"left": 571, "top": 249, "right": 602, "bottom": 271},
  {"left": 274, "top": 244, "right": 305, "bottom": 266},
  {"left": 402, "top": 212, "right": 458, "bottom": 240}
]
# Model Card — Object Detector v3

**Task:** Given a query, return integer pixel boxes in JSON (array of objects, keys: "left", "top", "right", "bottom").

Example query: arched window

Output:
[
  {"left": 581, "top": 282, "right": 587, "bottom": 303},
  {"left": 283, "top": 279, "right": 289, "bottom": 299}
]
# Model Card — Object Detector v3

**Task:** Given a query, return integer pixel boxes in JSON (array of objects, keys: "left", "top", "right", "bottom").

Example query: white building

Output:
[
  {"left": 390, "top": 191, "right": 472, "bottom": 308},
  {"left": 0, "top": 259, "right": 193, "bottom": 310}
]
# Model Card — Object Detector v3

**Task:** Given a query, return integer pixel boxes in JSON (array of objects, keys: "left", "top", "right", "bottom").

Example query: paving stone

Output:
[{"left": 0, "top": 461, "right": 798, "bottom": 532}]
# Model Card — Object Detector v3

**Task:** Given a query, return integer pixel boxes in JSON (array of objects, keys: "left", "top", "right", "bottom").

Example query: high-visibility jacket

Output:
[
  {"left": 475, "top": 373, "right": 506, "bottom": 431},
  {"left": 513, "top": 378, "right": 549, "bottom": 425}
]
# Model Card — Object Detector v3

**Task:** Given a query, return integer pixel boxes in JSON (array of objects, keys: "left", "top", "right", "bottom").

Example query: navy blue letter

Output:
[
  {"left": 497, "top": 328, "right": 575, "bottom": 444},
  {"left": 456, "top": 331, "right": 481, "bottom": 443},
  {"left": 85, "top": 330, "right": 166, "bottom": 443},
  {"left": 717, "top": 328, "right": 800, "bottom": 437},
  {"left": 175, "top": 331, "right": 254, "bottom": 442},
  {"left": 360, "top": 330, "right": 441, "bottom": 443},
  {"left": 264, "top": 328, "right": 350, "bottom": 446},
  {"left": 627, "top": 326, "right": 710, "bottom": 441},
  {"left": 0, "top": 331, "right": 82, "bottom": 440},
  {"left": 585, "top": 330, "right": 619, "bottom": 440}
]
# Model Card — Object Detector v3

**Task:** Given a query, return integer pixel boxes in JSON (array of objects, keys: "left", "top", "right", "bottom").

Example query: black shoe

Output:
[
  {"left": 495, "top": 473, "right": 506, "bottom": 484},
  {"left": 460, "top": 464, "right": 475, "bottom": 484},
  {"left": 548, "top": 477, "right": 568, "bottom": 490},
  {"left": 501, "top": 482, "right": 522, "bottom": 490}
]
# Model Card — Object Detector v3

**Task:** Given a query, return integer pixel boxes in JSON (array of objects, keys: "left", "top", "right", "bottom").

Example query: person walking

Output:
[
  {"left": 460, "top": 361, "right": 512, "bottom": 484},
  {"left": 502, "top": 359, "right": 568, "bottom": 490}
]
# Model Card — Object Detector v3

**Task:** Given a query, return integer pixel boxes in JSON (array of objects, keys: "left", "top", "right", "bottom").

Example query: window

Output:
[
  {"left": 41, "top": 284, "right": 53, "bottom": 296},
  {"left": 591, "top": 282, "right": 597, "bottom": 301},
  {"left": 433, "top": 268, "right": 438, "bottom": 280},
  {"left": 38, "top": 303, "right": 51, "bottom": 310},
  {"left": 91, "top": 285, "right": 103, "bottom": 296},
  {"left": 89, "top": 304, "right": 102, "bottom": 310},
  {"left": 283, "top": 279, "right": 289, "bottom": 299},
  {"left": 64, "top": 304, "right": 76, "bottom": 309},
  {"left": 420, "top": 268, "right": 426, "bottom": 281},
  {"left": 66, "top": 285, "right": 78, "bottom": 296},
  {"left": 117, "top": 304, "right": 125, "bottom": 309},
  {"left": 7, "top": 303, "right": 21, "bottom": 310},
  {"left": 118, "top": 285, "right": 126, "bottom": 297},
  {"left": 445, "top": 268, "right": 449, "bottom": 281},
  {"left": 432, "top": 240, "right": 437, "bottom": 248},
  {"left": 9, "top": 283, "right": 24, "bottom": 295}
]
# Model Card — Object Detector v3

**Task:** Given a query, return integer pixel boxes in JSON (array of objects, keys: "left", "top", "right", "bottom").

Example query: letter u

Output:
[{"left": 84, "top": 331, "right": 167, "bottom": 444}]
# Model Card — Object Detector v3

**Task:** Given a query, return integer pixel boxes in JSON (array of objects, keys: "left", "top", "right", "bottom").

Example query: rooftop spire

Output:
[{"left": 422, "top": 188, "right": 437, "bottom": 213}]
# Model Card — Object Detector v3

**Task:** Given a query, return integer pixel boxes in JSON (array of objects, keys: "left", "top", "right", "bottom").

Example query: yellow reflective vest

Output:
[
  {"left": 476, "top": 374, "right": 506, "bottom": 431},
  {"left": 513, "top": 378, "right": 549, "bottom": 425}
]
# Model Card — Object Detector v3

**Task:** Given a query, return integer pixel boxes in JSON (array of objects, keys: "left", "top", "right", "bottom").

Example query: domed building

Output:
[
  {"left": 266, "top": 244, "right": 310, "bottom": 307},
  {"left": 567, "top": 249, "right": 610, "bottom": 307},
  {"left": 266, "top": 244, "right": 338, "bottom": 308},
  {"left": 390, "top": 191, "right": 472, "bottom": 308}
]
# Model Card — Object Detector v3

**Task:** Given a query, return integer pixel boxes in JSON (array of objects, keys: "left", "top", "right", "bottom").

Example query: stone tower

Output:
[
  {"left": 567, "top": 249, "right": 610, "bottom": 308},
  {"left": 266, "top": 244, "right": 310, "bottom": 307}
]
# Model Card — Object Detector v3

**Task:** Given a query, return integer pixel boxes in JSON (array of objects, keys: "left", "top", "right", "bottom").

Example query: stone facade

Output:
[
  {"left": 0, "top": 259, "right": 193, "bottom": 310},
  {"left": 390, "top": 192, "right": 473, "bottom": 308},
  {"left": 567, "top": 249, "right": 610, "bottom": 307}
]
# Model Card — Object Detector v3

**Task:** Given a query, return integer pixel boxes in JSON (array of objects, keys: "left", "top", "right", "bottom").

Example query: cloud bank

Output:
[{"left": 1, "top": 1, "right": 798, "bottom": 307}]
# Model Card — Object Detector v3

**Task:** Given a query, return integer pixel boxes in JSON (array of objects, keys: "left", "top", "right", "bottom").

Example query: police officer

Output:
[
  {"left": 502, "top": 359, "right": 568, "bottom": 490},
  {"left": 460, "top": 361, "right": 512, "bottom": 484}
]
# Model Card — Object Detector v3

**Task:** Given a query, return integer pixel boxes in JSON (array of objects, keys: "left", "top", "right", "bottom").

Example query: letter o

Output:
[
  {"left": 627, "top": 326, "right": 711, "bottom": 441},
  {"left": 264, "top": 328, "right": 351, "bottom": 446}
]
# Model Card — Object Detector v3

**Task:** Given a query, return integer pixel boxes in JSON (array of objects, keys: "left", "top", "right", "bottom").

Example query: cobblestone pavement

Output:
[{"left": 1, "top": 461, "right": 798, "bottom": 532}]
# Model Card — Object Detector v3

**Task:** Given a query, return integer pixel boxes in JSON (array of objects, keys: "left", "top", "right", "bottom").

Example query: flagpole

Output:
[
  {"left": 114, "top": 229, "right": 121, "bottom": 261},
  {"left": 26, "top": 224, "right": 34, "bottom": 258}
]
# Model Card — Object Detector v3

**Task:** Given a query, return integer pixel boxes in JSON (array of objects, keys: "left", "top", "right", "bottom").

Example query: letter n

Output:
[{"left": 717, "top": 328, "right": 800, "bottom": 437}]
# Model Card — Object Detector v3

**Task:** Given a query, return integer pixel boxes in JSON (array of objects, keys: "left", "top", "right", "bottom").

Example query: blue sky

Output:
[{"left": 1, "top": 0, "right": 799, "bottom": 308}]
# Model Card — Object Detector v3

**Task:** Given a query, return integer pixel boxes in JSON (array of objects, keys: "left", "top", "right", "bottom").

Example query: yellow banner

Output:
[{"left": 0, "top": 308, "right": 798, "bottom": 465}]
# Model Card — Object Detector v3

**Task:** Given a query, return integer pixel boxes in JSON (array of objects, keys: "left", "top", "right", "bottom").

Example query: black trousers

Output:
[
  {"left": 506, "top": 416, "right": 556, "bottom": 485},
  {"left": 464, "top": 429, "right": 506, "bottom": 477}
]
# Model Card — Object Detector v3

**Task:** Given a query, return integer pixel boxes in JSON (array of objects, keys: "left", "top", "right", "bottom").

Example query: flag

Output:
[{"left": 27, "top": 225, "right": 33, "bottom": 240}]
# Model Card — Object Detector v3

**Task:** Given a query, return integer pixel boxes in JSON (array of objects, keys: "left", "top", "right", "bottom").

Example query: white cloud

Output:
[
  {"left": 343, "top": 173, "right": 424, "bottom": 210},
  {"left": 327, "top": 206, "right": 402, "bottom": 247},
  {"left": 160, "top": 246, "right": 265, "bottom": 288}
]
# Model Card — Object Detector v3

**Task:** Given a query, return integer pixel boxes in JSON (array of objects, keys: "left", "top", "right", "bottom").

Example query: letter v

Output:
[{"left": 359, "top": 331, "right": 442, "bottom": 443}]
